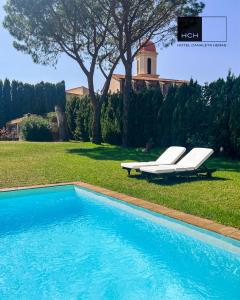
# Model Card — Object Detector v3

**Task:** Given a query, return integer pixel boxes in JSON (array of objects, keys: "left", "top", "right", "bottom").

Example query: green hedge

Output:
[
  {"left": 66, "top": 90, "right": 163, "bottom": 147},
  {"left": 21, "top": 115, "right": 53, "bottom": 141},
  {"left": 66, "top": 73, "right": 240, "bottom": 157},
  {"left": 0, "top": 79, "right": 66, "bottom": 128}
]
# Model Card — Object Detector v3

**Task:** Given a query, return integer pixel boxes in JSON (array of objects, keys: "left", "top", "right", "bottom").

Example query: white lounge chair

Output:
[
  {"left": 121, "top": 146, "right": 186, "bottom": 176},
  {"left": 140, "top": 148, "right": 215, "bottom": 179}
]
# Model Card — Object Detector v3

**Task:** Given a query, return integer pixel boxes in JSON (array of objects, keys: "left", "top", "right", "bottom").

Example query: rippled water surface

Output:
[{"left": 0, "top": 185, "right": 239, "bottom": 300}]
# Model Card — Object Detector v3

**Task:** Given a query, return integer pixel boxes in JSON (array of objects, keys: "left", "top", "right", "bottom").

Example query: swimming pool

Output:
[{"left": 0, "top": 185, "right": 239, "bottom": 299}]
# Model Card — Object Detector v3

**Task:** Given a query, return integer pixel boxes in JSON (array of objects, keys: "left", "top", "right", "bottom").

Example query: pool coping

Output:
[{"left": 1, "top": 181, "right": 240, "bottom": 242}]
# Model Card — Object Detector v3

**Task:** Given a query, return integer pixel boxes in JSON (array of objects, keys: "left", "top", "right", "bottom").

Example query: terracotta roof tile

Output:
[{"left": 112, "top": 74, "right": 188, "bottom": 84}]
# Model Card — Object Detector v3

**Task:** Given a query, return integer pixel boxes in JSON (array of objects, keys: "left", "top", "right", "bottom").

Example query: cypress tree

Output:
[
  {"left": 101, "top": 93, "right": 122, "bottom": 145},
  {"left": 229, "top": 75, "right": 240, "bottom": 157},
  {"left": 157, "top": 85, "right": 177, "bottom": 147},
  {"left": 17, "top": 82, "right": 25, "bottom": 117},
  {"left": 171, "top": 80, "right": 204, "bottom": 146},
  {"left": 0, "top": 79, "right": 11, "bottom": 127},
  {"left": 66, "top": 96, "right": 80, "bottom": 139},
  {"left": 34, "top": 82, "right": 46, "bottom": 114},
  {"left": 0, "top": 80, "right": 3, "bottom": 127},
  {"left": 149, "top": 88, "right": 163, "bottom": 144},
  {"left": 44, "top": 83, "right": 57, "bottom": 112},
  {"left": 56, "top": 81, "right": 66, "bottom": 111},
  {"left": 75, "top": 95, "right": 92, "bottom": 141},
  {"left": 23, "top": 83, "right": 35, "bottom": 114},
  {"left": 206, "top": 74, "right": 233, "bottom": 153},
  {"left": 11, "top": 80, "right": 18, "bottom": 120}
]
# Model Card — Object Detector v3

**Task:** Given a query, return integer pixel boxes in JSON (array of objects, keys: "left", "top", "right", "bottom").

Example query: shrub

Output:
[
  {"left": 0, "top": 127, "right": 18, "bottom": 141},
  {"left": 21, "top": 115, "right": 53, "bottom": 141}
]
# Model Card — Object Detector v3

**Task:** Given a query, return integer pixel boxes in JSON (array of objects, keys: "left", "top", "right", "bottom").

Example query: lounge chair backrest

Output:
[
  {"left": 176, "top": 148, "right": 214, "bottom": 169},
  {"left": 156, "top": 146, "right": 186, "bottom": 164}
]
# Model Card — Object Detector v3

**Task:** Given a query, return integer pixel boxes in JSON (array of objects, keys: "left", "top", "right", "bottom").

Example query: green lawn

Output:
[{"left": 0, "top": 141, "right": 240, "bottom": 228}]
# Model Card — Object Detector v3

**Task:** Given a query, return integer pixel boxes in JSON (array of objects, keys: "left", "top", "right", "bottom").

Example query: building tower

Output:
[{"left": 136, "top": 41, "right": 159, "bottom": 78}]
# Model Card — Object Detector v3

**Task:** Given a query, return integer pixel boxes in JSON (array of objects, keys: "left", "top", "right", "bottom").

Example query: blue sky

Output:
[{"left": 0, "top": 0, "right": 239, "bottom": 89}]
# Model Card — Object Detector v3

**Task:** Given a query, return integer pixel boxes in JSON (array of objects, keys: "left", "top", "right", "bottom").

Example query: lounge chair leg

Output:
[
  {"left": 206, "top": 171, "right": 212, "bottom": 178},
  {"left": 144, "top": 173, "right": 151, "bottom": 182},
  {"left": 127, "top": 169, "right": 131, "bottom": 177}
]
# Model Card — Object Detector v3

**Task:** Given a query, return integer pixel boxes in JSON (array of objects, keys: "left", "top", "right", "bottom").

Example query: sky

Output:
[{"left": 0, "top": 0, "right": 240, "bottom": 90}]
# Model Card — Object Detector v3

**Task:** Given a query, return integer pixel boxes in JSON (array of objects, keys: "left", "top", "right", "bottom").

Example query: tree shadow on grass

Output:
[
  {"left": 66, "top": 146, "right": 240, "bottom": 172},
  {"left": 208, "top": 158, "right": 240, "bottom": 173},
  {"left": 66, "top": 146, "right": 160, "bottom": 162},
  {"left": 129, "top": 174, "right": 229, "bottom": 186}
]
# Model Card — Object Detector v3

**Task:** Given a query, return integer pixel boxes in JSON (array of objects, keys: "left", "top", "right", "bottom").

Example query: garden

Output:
[{"left": 0, "top": 74, "right": 240, "bottom": 230}]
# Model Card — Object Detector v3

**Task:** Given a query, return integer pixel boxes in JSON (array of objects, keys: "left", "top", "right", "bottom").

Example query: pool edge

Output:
[{"left": 1, "top": 181, "right": 240, "bottom": 242}]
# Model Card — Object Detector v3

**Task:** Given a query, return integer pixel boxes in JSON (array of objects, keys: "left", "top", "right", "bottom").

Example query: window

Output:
[{"left": 147, "top": 58, "right": 152, "bottom": 74}]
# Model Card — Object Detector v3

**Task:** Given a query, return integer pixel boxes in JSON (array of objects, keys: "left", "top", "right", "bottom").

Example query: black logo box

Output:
[{"left": 178, "top": 17, "right": 202, "bottom": 42}]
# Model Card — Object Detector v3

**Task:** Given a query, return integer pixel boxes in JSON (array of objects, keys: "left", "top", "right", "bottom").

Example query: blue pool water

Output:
[{"left": 0, "top": 185, "right": 239, "bottom": 299}]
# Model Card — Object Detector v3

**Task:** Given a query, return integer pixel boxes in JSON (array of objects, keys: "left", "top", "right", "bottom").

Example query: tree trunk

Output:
[
  {"left": 92, "top": 101, "right": 102, "bottom": 144},
  {"left": 122, "top": 61, "right": 132, "bottom": 147},
  {"left": 55, "top": 105, "right": 69, "bottom": 141}
]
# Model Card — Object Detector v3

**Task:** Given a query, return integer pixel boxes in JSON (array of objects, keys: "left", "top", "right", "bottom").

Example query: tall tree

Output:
[
  {"left": 0, "top": 79, "right": 11, "bottom": 127},
  {"left": 206, "top": 76, "right": 232, "bottom": 153},
  {"left": 0, "top": 80, "right": 3, "bottom": 127},
  {"left": 11, "top": 80, "right": 19, "bottom": 119},
  {"left": 34, "top": 82, "right": 46, "bottom": 114},
  {"left": 102, "top": 0, "right": 204, "bottom": 146},
  {"left": 229, "top": 75, "right": 240, "bottom": 157},
  {"left": 4, "top": 0, "right": 120, "bottom": 144},
  {"left": 56, "top": 81, "right": 66, "bottom": 112},
  {"left": 157, "top": 85, "right": 177, "bottom": 146},
  {"left": 23, "top": 83, "right": 35, "bottom": 114}
]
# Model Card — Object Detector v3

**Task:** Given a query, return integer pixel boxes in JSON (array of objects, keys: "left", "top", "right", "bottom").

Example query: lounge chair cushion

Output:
[
  {"left": 156, "top": 146, "right": 186, "bottom": 164},
  {"left": 140, "top": 148, "right": 214, "bottom": 175},
  {"left": 121, "top": 146, "right": 186, "bottom": 170},
  {"left": 176, "top": 148, "right": 214, "bottom": 170}
]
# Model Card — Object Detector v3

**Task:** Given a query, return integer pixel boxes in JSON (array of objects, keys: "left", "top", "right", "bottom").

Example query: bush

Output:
[{"left": 21, "top": 116, "right": 53, "bottom": 141}]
